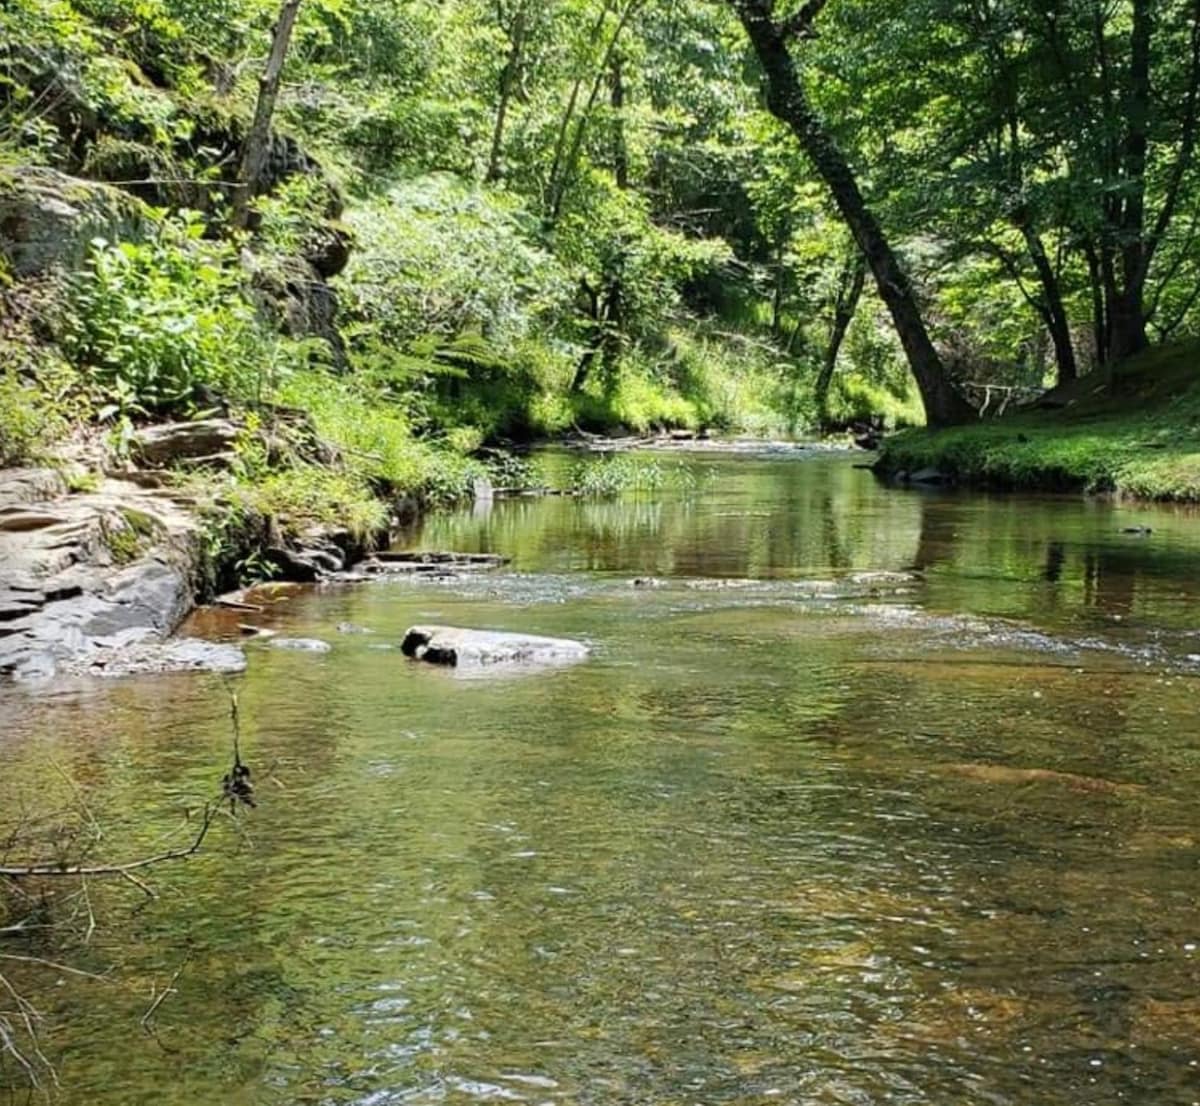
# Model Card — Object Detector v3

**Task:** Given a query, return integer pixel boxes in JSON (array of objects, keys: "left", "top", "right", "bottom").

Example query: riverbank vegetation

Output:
[
  {"left": 2, "top": 0, "right": 1200, "bottom": 516},
  {"left": 876, "top": 342, "right": 1200, "bottom": 501}
]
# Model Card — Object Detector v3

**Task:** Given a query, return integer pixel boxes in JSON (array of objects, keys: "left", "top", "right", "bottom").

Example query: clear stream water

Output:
[{"left": 2, "top": 450, "right": 1200, "bottom": 1105}]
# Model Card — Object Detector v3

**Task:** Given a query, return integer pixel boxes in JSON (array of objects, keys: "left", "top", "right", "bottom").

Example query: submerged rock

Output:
[
  {"left": 401, "top": 625, "right": 589, "bottom": 668},
  {"left": 943, "top": 762, "right": 1142, "bottom": 796},
  {"left": 237, "top": 623, "right": 277, "bottom": 639},
  {"left": 271, "top": 637, "right": 332, "bottom": 653},
  {"left": 909, "top": 467, "right": 952, "bottom": 486},
  {"left": 336, "top": 621, "right": 374, "bottom": 634}
]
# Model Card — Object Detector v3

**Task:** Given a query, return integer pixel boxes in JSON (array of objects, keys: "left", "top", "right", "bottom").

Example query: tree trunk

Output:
[
  {"left": 729, "top": 0, "right": 973, "bottom": 426},
  {"left": 1018, "top": 224, "right": 1077, "bottom": 383},
  {"left": 1084, "top": 241, "right": 1108, "bottom": 368},
  {"left": 599, "top": 274, "right": 624, "bottom": 387},
  {"left": 815, "top": 252, "right": 865, "bottom": 428},
  {"left": 1108, "top": 292, "right": 1149, "bottom": 363},
  {"left": 547, "top": 0, "right": 643, "bottom": 225},
  {"left": 998, "top": 90, "right": 1077, "bottom": 384},
  {"left": 610, "top": 50, "right": 629, "bottom": 189},
  {"left": 486, "top": 2, "right": 528, "bottom": 183},
  {"left": 571, "top": 280, "right": 602, "bottom": 392},
  {"left": 1112, "top": 0, "right": 1152, "bottom": 360},
  {"left": 232, "top": 0, "right": 302, "bottom": 230},
  {"left": 770, "top": 232, "right": 786, "bottom": 337}
]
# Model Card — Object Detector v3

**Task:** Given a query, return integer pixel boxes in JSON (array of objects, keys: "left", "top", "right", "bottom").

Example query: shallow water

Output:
[{"left": 2, "top": 451, "right": 1200, "bottom": 1105}]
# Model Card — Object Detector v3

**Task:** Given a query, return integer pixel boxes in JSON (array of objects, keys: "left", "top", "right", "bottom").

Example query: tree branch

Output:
[
  {"left": 779, "top": 0, "right": 829, "bottom": 39},
  {"left": 0, "top": 806, "right": 215, "bottom": 887}
]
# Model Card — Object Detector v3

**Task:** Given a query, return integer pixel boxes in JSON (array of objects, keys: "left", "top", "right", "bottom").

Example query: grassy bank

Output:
[{"left": 876, "top": 343, "right": 1200, "bottom": 501}]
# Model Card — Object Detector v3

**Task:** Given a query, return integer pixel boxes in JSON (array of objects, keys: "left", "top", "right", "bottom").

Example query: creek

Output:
[{"left": 2, "top": 449, "right": 1199, "bottom": 1105}]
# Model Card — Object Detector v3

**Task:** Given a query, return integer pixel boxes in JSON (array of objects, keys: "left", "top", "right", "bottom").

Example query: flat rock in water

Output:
[
  {"left": 70, "top": 639, "right": 247, "bottom": 678},
  {"left": 363, "top": 551, "right": 509, "bottom": 577},
  {"left": 401, "top": 625, "right": 589, "bottom": 669},
  {"left": 336, "top": 621, "right": 374, "bottom": 634},
  {"left": 375, "top": 551, "right": 508, "bottom": 566},
  {"left": 271, "top": 637, "right": 332, "bottom": 653}
]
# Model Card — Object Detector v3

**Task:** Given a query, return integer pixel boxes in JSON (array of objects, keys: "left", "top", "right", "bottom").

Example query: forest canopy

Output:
[{"left": 2, "top": 0, "right": 1199, "bottom": 459}]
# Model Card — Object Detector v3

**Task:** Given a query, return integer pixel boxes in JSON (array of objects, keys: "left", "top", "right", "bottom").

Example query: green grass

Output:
[{"left": 876, "top": 342, "right": 1200, "bottom": 500}]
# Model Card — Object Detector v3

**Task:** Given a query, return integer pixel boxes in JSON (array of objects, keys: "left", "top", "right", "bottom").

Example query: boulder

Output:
[
  {"left": 401, "top": 625, "right": 589, "bottom": 668},
  {"left": 304, "top": 222, "right": 353, "bottom": 278},
  {"left": 0, "top": 166, "right": 148, "bottom": 278},
  {"left": 131, "top": 419, "right": 241, "bottom": 466},
  {"left": 247, "top": 253, "right": 348, "bottom": 370}
]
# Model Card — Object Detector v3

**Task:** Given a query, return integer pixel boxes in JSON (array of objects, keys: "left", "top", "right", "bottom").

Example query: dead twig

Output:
[
  {"left": 0, "top": 955, "right": 109, "bottom": 981},
  {"left": 141, "top": 958, "right": 188, "bottom": 1035},
  {"left": 0, "top": 805, "right": 215, "bottom": 884}
]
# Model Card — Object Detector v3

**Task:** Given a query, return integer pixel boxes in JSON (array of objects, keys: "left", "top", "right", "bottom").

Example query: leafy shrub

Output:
[
  {"left": 828, "top": 373, "right": 923, "bottom": 430},
  {"left": 0, "top": 366, "right": 64, "bottom": 465},
  {"left": 64, "top": 215, "right": 304, "bottom": 413},
  {"left": 341, "top": 176, "right": 573, "bottom": 351}
]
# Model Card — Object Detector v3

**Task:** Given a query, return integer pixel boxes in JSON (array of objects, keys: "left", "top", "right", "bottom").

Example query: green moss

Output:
[
  {"left": 102, "top": 519, "right": 145, "bottom": 564},
  {"left": 118, "top": 505, "right": 161, "bottom": 537},
  {"left": 876, "top": 342, "right": 1200, "bottom": 501}
]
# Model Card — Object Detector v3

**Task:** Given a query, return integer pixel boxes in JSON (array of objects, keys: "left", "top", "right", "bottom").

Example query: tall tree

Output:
[
  {"left": 1032, "top": 0, "right": 1200, "bottom": 363},
  {"left": 486, "top": 0, "right": 533, "bottom": 182},
  {"left": 232, "top": 0, "right": 302, "bottom": 229},
  {"left": 727, "top": 0, "right": 975, "bottom": 426},
  {"left": 545, "top": 0, "right": 645, "bottom": 225},
  {"left": 814, "top": 250, "right": 865, "bottom": 428}
]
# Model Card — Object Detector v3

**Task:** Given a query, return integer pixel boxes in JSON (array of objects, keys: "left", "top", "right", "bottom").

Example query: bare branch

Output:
[
  {"left": 0, "top": 805, "right": 215, "bottom": 884},
  {"left": 142, "top": 959, "right": 189, "bottom": 1034},
  {"left": 0, "top": 955, "right": 109, "bottom": 981}
]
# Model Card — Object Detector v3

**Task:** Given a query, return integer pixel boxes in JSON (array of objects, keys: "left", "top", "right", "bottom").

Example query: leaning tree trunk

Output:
[
  {"left": 815, "top": 252, "right": 865, "bottom": 429},
  {"left": 730, "top": 0, "right": 974, "bottom": 426},
  {"left": 610, "top": 51, "right": 630, "bottom": 188},
  {"left": 232, "top": 0, "right": 302, "bottom": 229}
]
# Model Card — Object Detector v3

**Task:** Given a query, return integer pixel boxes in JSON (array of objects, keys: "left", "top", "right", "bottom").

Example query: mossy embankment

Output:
[{"left": 875, "top": 343, "right": 1200, "bottom": 501}]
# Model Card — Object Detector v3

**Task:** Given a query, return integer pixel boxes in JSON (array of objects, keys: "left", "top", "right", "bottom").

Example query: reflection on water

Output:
[{"left": 2, "top": 451, "right": 1200, "bottom": 1106}]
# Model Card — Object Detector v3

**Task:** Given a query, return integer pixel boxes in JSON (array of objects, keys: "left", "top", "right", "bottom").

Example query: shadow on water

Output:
[{"left": 2, "top": 452, "right": 1200, "bottom": 1105}]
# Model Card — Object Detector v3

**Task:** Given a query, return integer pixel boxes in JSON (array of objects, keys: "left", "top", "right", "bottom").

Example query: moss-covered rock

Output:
[{"left": 0, "top": 166, "right": 150, "bottom": 278}]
